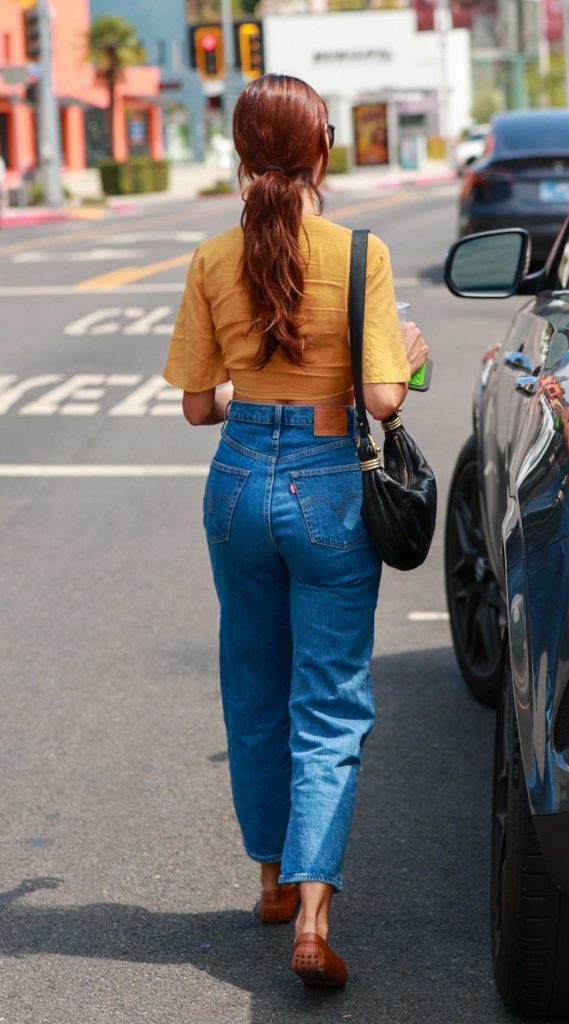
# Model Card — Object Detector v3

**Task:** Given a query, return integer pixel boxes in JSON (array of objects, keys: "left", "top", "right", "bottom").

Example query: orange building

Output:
[{"left": 0, "top": 0, "right": 163, "bottom": 190}]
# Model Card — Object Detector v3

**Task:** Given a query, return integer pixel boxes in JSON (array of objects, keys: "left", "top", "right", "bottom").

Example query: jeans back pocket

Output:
[
  {"left": 291, "top": 464, "right": 367, "bottom": 549},
  {"left": 204, "top": 460, "right": 250, "bottom": 544}
]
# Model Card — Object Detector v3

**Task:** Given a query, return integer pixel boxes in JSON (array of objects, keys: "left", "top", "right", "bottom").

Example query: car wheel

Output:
[
  {"left": 445, "top": 434, "right": 504, "bottom": 706},
  {"left": 491, "top": 650, "right": 569, "bottom": 1017}
]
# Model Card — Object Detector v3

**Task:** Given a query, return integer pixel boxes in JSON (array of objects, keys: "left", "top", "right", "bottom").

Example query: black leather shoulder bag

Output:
[{"left": 349, "top": 229, "right": 437, "bottom": 571}]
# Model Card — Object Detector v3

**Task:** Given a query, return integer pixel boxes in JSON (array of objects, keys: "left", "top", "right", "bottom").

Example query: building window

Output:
[{"left": 156, "top": 39, "right": 167, "bottom": 65}]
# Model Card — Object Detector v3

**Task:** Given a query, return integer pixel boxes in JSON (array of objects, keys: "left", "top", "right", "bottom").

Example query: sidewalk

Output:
[
  {"left": 324, "top": 160, "right": 456, "bottom": 192},
  {"left": 0, "top": 160, "right": 456, "bottom": 227}
]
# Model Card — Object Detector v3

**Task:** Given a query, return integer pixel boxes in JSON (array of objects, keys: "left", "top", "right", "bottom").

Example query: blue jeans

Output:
[{"left": 203, "top": 401, "right": 381, "bottom": 892}]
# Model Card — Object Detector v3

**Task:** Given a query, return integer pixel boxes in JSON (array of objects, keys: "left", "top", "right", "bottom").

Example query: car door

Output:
[
  {"left": 503, "top": 227, "right": 569, "bottom": 818},
  {"left": 507, "top": 229, "right": 569, "bottom": 560},
  {"left": 479, "top": 300, "right": 542, "bottom": 584}
]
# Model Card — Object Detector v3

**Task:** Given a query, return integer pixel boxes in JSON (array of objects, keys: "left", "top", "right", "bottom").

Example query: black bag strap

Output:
[{"left": 349, "top": 229, "right": 372, "bottom": 441}]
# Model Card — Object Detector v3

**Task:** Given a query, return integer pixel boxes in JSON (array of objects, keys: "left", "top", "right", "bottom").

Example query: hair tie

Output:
[{"left": 264, "top": 164, "right": 286, "bottom": 174}]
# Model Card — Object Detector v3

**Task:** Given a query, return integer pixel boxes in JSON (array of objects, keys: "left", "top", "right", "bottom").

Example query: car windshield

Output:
[{"left": 495, "top": 117, "right": 569, "bottom": 154}]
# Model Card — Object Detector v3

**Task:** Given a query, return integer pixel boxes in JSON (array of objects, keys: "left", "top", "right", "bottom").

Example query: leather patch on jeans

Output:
[{"left": 313, "top": 407, "right": 348, "bottom": 436}]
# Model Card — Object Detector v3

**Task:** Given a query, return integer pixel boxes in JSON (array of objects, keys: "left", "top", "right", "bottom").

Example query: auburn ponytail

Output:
[{"left": 232, "top": 75, "right": 329, "bottom": 368}]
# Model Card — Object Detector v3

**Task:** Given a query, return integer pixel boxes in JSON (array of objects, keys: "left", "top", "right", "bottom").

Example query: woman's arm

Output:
[
  {"left": 363, "top": 381, "right": 408, "bottom": 421},
  {"left": 182, "top": 383, "right": 234, "bottom": 425},
  {"left": 364, "top": 321, "right": 429, "bottom": 421}
]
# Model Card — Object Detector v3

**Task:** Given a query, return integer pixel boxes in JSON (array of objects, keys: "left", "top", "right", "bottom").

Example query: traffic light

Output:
[
  {"left": 23, "top": 6, "right": 41, "bottom": 61},
  {"left": 192, "top": 26, "right": 224, "bottom": 79},
  {"left": 25, "top": 82, "right": 38, "bottom": 107},
  {"left": 238, "top": 22, "right": 264, "bottom": 79}
]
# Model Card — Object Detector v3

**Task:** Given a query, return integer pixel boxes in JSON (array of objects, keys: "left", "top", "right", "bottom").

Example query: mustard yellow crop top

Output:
[{"left": 163, "top": 215, "right": 410, "bottom": 400}]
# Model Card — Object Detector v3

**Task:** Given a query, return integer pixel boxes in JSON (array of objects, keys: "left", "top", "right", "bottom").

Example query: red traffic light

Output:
[{"left": 200, "top": 32, "right": 218, "bottom": 52}]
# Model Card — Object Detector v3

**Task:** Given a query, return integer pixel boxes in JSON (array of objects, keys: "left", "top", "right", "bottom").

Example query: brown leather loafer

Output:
[
  {"left": 291, "top": 931, "right": 348, "bottom": 987},
  {"left": 257, "top": 882, "right": 300, "bottom": 923}
]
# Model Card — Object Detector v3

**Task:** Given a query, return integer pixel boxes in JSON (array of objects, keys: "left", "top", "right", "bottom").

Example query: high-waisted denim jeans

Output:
[{"left": 203, "top": 401, "right": 381, "bottom": 892}]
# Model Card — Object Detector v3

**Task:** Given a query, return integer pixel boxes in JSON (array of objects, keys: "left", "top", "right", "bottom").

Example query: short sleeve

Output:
[
  {"left": 162, "top": 247, "right": 229, "bottom": 392},
  {"left": 363, "top": 235, "right": 411, "bottom": 384}
]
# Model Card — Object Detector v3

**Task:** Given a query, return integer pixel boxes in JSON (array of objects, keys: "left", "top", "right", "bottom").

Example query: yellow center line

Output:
[
  {"left": 0, "top": 200, "right": 236, "bottom": 257},
  {"left": 75, "top": 192, "right": 420, "bottom": 290},
  {"left": 75, "top": 250, "right": 195, "bottom": 291},
  {"left": 329, "top": 191, "right": 420, "bottom": 220}
]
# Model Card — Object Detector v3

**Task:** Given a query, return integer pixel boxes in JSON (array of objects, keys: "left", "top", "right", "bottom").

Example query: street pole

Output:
[
  {"left": 511, "top": 0, "right": 529, "bottom": 108},
  {"left": 220, "top": 0, "right": 243, "bottom": 188},
  {"left": 534, "top": 0, "right": 550, "bottom": 106},
  {"left": 435, "top": 0, "right": 452, "bottom": 160},
  {"left": 563, "top": 0, "right": 569, "bottom": 105},
  {"left": 37, "top": 0, "right": 63, "bottom": 207}
]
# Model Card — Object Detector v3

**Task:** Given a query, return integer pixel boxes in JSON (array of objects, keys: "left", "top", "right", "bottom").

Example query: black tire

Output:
[
  {"left": 445, "top": 434, "right": 504, "bottom": 706},
  {"left": 492, "top": 652, "right": 569, "bottom": 1017}
]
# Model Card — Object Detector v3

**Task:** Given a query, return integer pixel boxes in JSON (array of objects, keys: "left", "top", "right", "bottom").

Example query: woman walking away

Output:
[{"left": 163, "top": 73, "right": 429, "bottom": 988}]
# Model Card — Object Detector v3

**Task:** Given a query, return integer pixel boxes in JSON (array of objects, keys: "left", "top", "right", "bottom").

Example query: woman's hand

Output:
[{"left": 402, "top": 322, "right": 429, "bottom": 376}]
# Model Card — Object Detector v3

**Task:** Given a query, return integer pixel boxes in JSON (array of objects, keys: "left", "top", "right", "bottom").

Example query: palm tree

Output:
[{"left": 87, "top": 16, "right": 147, "bottom": 158}]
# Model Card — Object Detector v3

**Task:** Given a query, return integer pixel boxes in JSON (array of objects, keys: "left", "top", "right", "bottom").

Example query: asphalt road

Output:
[{"left": 0, "top": 184, "right": 531, "bottom": 1023}]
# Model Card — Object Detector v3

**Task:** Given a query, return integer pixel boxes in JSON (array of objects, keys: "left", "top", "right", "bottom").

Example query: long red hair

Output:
[{"left": 232, "top": 74, "right": 329, "bottom": 367}]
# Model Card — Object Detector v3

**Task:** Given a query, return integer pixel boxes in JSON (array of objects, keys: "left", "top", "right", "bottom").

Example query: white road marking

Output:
[
  {"left": 0, "top": 375, "right": 64, "bottom": 414},
  {"left": 123, "top": 307, "right": 173, "bottom": 335},
  {"left": 106, "top": 374, "right": 142, "bottom": 386},
  {"left": 0, "top": 277, "right": 434, "bottom": 298},
  {"left": 19, "top": 375, "right": 107, "bottom": 415},
  {"left": 0, "top": 374, "right": 181, "bottom": 416},
  {"left": 407, "top": 612, "right": 450, "bottom": 622},
  {"left": 0, "top": 285, "right": 185, "bottom": 295},
  {"left": 65, "top": 308, "right": 136, "bottom": 335},
  {"left": 64, "top": 307, "right": 174, "bottom": 336},
  {"left": 108, "top": 376, "right": 178, "bottom": 416},
  {"left": 102, "top": 231, "right": 206, "bottom": 244},
  {"left": 13, "top": 248, "right": 149, "bottom": 263},
  {"left": 0, "top": 465, "right": 209, "bottom": 477}
]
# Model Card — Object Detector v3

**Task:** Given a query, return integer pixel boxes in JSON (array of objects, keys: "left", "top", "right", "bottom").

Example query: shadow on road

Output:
[{"left": 0, "top": 646, "right": 542, "bottom": 1022}]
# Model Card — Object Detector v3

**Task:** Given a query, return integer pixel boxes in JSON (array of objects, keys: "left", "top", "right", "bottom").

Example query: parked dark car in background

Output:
[
  {"left": 444, "top": 220, "right": 569, "bottom": 1017},
  {"left": 459, "top": 109, "right": 569, "bottom": 265}
]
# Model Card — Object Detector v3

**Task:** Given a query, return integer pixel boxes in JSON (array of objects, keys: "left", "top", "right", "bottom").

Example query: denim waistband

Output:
[{"left": 226, "top": 400, "right": 357, "bottom": 429}]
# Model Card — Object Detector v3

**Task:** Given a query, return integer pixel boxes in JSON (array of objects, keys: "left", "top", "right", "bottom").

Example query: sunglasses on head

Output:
[{"left": 326, "top": 123, "right": 335, "bottom": 149}]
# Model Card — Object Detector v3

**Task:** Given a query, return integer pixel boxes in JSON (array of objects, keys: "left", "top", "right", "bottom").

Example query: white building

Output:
[{"left": 263, "top": 10, "right": 472, "bottom": 167}]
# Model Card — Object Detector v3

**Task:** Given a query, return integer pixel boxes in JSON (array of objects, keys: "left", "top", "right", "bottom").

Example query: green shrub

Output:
[
  {"left": 326, "top": 146, "right": 351, "bottom": 175},
  {"left": 28, "top": 181, "right": 44, "bottom": 206},
  {"left": 152, "top": 158, "right": 169, "bottom": 191},
  {"left": 198, "top": 179, "right": 234, "bottom": 197},
  {"left": 98, "top": 156, "right": 170, "bottom": 195}
]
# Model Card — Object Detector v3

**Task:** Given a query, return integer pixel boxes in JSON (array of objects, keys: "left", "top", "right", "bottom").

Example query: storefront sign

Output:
[
  {"left": 353, "top": 104, "right": 389, "bottom": 166},
  {"left": 314, "top": 49, "right": 393, "bottom": 62}
]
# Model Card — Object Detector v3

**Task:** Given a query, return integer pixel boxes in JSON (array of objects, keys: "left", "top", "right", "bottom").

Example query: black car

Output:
[
  {"left": 444, "top": 220, "right": 569, "bottom": 1017},
  {"left": 459, "top": 109, "right": 569, "bottom": 264}
]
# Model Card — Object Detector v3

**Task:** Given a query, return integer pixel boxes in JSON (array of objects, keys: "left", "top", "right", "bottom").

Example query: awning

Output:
[
  {"left": 126, "top": 93, "right": 182, "bottom": 107},
  {"left": 59, "top": 95, "right": 106, "bottom": 110}
]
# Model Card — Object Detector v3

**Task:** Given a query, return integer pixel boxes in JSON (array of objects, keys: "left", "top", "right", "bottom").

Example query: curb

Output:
[
  {"left": 324, "top": 167, "right": 457, "bottom": 193},
  {"left": 1, "top": 169, "right": 457, "bottom": 226},
  {"left": 0, "top": 208, "right": 75, "bottom": 227}
]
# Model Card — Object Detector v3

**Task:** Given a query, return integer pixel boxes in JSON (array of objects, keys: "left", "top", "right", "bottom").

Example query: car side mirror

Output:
[{"left": 445, "top": 229, "right": 531, "bottom": 298}]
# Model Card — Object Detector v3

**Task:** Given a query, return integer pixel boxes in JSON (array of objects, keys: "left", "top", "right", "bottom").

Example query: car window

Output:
[
  {"left": 551, "top": 227, "right": 569, "bottom": 292},
  {"left": 557, "top": 238, "right": 569, "bottom": 291},
  {"left": 495, "top": 117, "right": 569, "bottom": 154}
]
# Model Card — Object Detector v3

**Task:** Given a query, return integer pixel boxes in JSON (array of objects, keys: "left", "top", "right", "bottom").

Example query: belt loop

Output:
[
  {"left": 223, "top": 399, "right": 232, "bottom": 424},
  {"left": 272, "top": 404, "right": 282, "bottom": 441}
]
